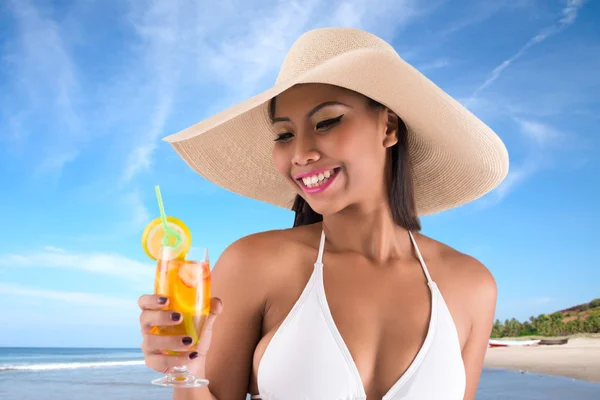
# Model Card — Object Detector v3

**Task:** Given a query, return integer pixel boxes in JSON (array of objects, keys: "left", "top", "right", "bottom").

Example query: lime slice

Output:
[{"left": 141, "top": 216, "right": 191, "bottom": 260}]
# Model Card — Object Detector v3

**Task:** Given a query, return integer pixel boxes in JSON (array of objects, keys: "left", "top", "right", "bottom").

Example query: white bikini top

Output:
[{"left": 251, "top": 230, "right": 466, "bottom": 399}]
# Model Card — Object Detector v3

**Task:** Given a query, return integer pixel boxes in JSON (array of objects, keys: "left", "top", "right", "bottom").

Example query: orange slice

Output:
[
  {"left": 141, "top": 216, "right": 191, "bottom": 261},
  {"left": 172, "top": 261, "right": 210, "bottom": 315}
]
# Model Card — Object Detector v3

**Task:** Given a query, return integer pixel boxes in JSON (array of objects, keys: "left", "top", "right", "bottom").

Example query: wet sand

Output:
[{"left": 484, "top": 338, "right": 600, "bottom": 383}]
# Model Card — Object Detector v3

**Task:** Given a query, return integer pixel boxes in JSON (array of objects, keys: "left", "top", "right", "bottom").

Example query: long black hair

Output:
[{"left": 269, "top": 96, "right": 421, "bottom": 232}]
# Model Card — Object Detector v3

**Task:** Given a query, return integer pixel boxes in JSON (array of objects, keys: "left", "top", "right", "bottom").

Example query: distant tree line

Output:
[{"left": 491, "top": 299, "right": 600, "bottom": 337}]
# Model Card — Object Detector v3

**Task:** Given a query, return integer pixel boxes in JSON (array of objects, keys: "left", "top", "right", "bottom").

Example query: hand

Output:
[{"left": 138, "top": 295, "right": 223, "bottom": 375}]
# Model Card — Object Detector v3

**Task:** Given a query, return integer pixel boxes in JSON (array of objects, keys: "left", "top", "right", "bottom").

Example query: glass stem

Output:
[{"left": 172, "top": 366, "right": 188, "bottom": 374}]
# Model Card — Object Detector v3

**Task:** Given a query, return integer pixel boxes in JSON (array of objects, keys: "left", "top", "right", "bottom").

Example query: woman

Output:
[{"left": 138, "top": 28, "right": 508, "bottom": 400}]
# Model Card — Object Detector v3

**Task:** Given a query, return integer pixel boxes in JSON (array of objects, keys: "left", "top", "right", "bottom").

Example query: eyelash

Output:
[{"left": 274, "top": 114, "right": 344, "bottom": 143}]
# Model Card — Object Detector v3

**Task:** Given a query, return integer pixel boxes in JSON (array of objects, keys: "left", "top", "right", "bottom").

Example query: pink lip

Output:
[
  {"left": 299, "top": 169, "right": 339, "bottom": 195},
  {"left": 293, "top": 168, "right": 337, "bottom": 180}
]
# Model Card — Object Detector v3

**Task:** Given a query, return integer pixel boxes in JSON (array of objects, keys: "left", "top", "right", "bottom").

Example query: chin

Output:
[{"left": 302, "top": 197, "right": 348, "bottom": 217}]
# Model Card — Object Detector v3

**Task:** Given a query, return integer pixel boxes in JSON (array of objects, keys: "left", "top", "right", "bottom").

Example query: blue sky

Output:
[{"left": 0, "top": 0, "right": 598, "bottom": 348}]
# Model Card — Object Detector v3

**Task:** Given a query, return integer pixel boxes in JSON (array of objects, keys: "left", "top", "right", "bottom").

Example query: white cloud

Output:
[
  {"left": 46, "top": 185, "right": 153, "bottom": 245},
  {"left": 43, "top": 246, "right": 66, "bottom": 253},
  {"left": 415, "top": 59, "right": 451, "bottom": 71},
  {"left": 0, "top": 249, "right": 154, "bottom": 284},
  {"left": 208, "top": 0, "right": 427, "bottom": 95},
  {"left": 114, "top": 0, "right": 437, "bottom": 182},
  {"left": 326, "top": 0, "right": 424, "bottom": 38},
  {"left": 0, "top": 283, "right": 135, "bottom": 309},
  {"left": 329, "top": 1, "right": 364, "bottom": 27},
  {"left": 479, "top": 150, "right": 549, "bottom": 206},
  {"left": 2, "top": 0, "right": 443, "bottom": 192},
  {"left": 463, "top": 3, "right": 589, "bottom": 210},
  {"left": 515, "top": 118, "right": 564, "bottom": 146},
  {"left": 465, "top": 0, "right": 587, "bottom": 106},
  {"left": 560, "top": 0, "right": 586, "bottom": 26},
  {"left": 123, "top": 144, "right": 156, "bottom": 185},
  {"left": 4, "top": 0, "right": 84, "bottom": 176},
  {"left": 119, "top": 1, "right": 185, "bottom": 184},
  {"left": 485, "top": 163, "right": 538, "bottom": 205},
  {"left": 478, "top": 117, "right": 576, "bottom": 207},
  {"left": 121, "top": 189, "right": 152, "bottom": 232},
  {"left": 207, "top": 0, "right": 320, "bottom": 96},
  {"left": 437, "top": 0, "right": 510, "bottom": 37}
]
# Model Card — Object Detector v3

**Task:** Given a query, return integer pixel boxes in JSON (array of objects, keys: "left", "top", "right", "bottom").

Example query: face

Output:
[{"left": 271, "top": 83, "right": 399, "bottom": 216}]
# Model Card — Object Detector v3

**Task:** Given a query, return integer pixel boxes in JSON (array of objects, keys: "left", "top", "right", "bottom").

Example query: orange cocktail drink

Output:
[
  {"left": 151, "top": 247, "right": 211, "bottom": 346},
  {"left": 142, "top": 185, "right": 213, "bottom": 387}
]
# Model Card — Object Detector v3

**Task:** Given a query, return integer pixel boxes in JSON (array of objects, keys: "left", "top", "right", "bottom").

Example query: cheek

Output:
[
  {"left": 325, "top": 125, "right": 362, "bottom": 159},
  {"left": 334, "top": 126, "right": 382, "bottom": 165},
  {"left": 334, "top": 126, "right": 386, "bottom": 184}
]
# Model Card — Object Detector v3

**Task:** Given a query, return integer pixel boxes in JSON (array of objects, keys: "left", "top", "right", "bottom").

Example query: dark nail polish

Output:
[
  {"left": 189, "top": 352, "right": 198, "bottom": 359},
  {"left": 171, "top": 312, "right": 181, "bottom": 321},
  {"left": 182, "top": 336, "right": 193, "bottom": 345},
  {"left": 157, "top": 297, "right": 167, "bottom": 304}
]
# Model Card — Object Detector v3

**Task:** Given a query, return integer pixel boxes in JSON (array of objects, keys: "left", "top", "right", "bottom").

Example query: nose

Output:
[{"left": 292, "top": 133, "right": 320, "bottom": 166}]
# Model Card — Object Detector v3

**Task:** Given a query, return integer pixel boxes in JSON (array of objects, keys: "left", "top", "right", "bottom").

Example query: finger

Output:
[
  {"left": 138, "top": 294, "right": 169, "bottom": 310},
  {"left": 139, "top": 310, "right": 183, "bottom": 332},
  {"left": 196, "top": 298, "right": 223, "bottom": 356},
  {"left": 142, "top": 334, "right": 197, "bottom": 354},
  {"left": 144, "top": 352, "right": 200, "bottom": 374},
  {"left": 201, "top": 298, "right": 224, "bottom": 337},
  {"left": 209, "top": 297, "right": 224, "bottom": 316}
]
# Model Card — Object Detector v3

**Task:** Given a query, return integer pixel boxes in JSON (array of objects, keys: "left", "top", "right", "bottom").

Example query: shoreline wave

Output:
[{"left": 0, "top": 360, "right": 145, "bottom": 372}]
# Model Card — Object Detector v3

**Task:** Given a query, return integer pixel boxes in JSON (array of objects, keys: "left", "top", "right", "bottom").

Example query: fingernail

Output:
[
  {"left": 189, "top": 352, "right": 198, "bottom": 359},
  {"left": 182, "top": 336, "right": 193, "bottom": 345},
  {"left": 157, "top": 297, "right": 167, "bottom": 304},
  {"left": 171, "top": 312, "right": 181, "bottom": 321}
]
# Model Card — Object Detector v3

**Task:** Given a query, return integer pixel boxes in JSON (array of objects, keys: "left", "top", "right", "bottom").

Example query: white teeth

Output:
[{"left": 300, "top": 169, "right": 337, "bottom": 188}]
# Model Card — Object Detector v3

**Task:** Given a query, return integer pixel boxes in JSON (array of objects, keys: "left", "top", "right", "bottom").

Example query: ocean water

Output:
[{"left": 1, "top": 347, "right": 599, "bottom": 400}]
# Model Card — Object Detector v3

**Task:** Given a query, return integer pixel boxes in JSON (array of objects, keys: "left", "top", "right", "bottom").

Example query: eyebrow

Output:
[{"left": 271, "top": 101, "right": 350, "bottom": 124}]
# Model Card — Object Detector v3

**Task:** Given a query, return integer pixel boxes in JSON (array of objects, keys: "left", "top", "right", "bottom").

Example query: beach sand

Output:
[{"left": 484, "top": 337, "right": 600, "bottom": 383}]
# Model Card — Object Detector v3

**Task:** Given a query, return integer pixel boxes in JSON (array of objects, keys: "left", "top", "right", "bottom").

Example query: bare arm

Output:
[
  {"left": 461, "top": 261, "right": 497, "bottom": 400},
  {"left": 174, "top": 235, "right": 268, "bottom": 400}
]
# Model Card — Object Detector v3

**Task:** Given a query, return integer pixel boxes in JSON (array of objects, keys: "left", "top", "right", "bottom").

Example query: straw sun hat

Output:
[{"left": 163, "top": 27, "right": 509, "bottom": 215}]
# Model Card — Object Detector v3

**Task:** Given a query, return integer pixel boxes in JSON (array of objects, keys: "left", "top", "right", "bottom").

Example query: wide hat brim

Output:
[{"left": 163, "top": 41, "right": 509, "bottom": 216}]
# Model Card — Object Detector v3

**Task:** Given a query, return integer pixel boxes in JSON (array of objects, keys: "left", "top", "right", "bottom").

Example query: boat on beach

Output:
[
  {"left": 539, "top": 338, "right": 569, "bottom": 345},
  {"left": 488, "top": 339, "right": 541, "bottom": 348}
]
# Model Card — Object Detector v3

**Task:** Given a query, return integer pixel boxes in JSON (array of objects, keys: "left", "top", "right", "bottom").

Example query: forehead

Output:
[{"left": 271, "top": 83, "right": 367, "bottom": 117}]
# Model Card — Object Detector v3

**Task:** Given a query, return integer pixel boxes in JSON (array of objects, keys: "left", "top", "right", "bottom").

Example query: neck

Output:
[{"left": 321, "top": 201, "right": 413, "bottom": 264}]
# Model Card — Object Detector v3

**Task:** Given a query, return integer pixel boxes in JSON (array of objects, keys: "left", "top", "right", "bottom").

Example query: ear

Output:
[{"left": 382, "top": 108, "right": 399, "bottom": 148}]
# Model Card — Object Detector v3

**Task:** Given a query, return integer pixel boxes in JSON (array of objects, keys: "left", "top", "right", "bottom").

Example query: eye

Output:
[
  {"left": 316, "top": 114, "right": 344, "bottom": 131},
  {"left": 274, "top": 132, "right": 294, "bottom": 143}
]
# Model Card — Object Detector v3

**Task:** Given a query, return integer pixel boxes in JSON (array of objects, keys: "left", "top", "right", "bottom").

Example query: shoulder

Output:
[
  {"left": 443, "top": 243, "right": 496, "bottom": 300},
  {"left": 414, "top": 232, "right": 496, "bottom": 299},
  {"left": 219, "top": 223, "right": 321, "bottom": 259},
  {"left": 413, "top": 233, "right": 497, "bottom": 330},
  {"left": 211, "top": 224, "right": 321, "bottom": 312},
  {"left": 213, "top": 223, "right": 322, "bottom": 279}
]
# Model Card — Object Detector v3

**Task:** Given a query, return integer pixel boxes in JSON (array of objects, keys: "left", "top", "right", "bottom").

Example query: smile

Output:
[{"left": 295, "top": 168, "right": 340, "bottom": 194}]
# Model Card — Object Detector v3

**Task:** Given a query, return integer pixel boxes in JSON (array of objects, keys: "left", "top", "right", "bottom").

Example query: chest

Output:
[{"left": 254, "top": 254, "right": 464, "bottom": 399}]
